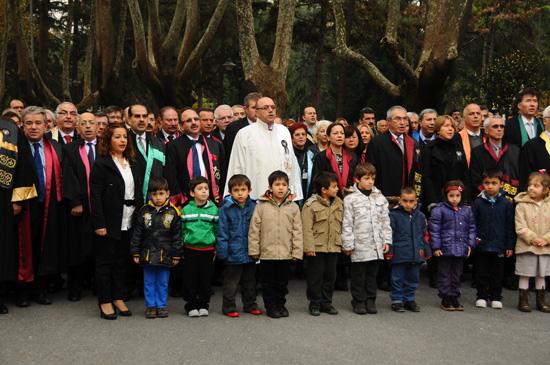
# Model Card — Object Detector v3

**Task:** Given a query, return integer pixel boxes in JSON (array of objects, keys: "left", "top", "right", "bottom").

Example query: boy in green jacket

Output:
[{"left": 181, "top": 176, "right": 219, "bottom": 317}]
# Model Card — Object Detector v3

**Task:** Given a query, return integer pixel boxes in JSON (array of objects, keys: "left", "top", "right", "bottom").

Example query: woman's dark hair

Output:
[
  {"left": 442, "top": 179, "right": 465, "bottom": 205},
  {"left": 344, "top": 125, "right": 364, "bottom": 154},
  {"left": 326, "top": 122, "right": 345, "bottom": 141},
  {"left": 97, "top": 122, "right": 135, "bottom": 161}
]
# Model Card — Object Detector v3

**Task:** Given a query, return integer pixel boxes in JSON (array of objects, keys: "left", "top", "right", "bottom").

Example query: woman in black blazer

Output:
[{"left": 90, "top": 123, "right": 142, "bottom": 319}]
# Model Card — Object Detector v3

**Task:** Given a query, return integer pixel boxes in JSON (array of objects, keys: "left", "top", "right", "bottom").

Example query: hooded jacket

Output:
[
  {"left": 473, "top": 191, "right": 515, "bottom": 253},
  {"left": 389, "top": 205, "right": 430, "bottom": 264},
  {"left": 302, "top": 194, "right": 343, "bottom": 253},
  {"left": 428, "top": 202, "right": 476, "bottom": 257}
]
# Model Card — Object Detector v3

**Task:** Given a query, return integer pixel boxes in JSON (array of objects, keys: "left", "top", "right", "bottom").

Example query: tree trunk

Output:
[
  {"left": 311, "top": 0, "right": 326, "bottom": 108},
  {"left": 0, "top": 0, "right": 7, "bottom": 103},
  {"left": 37, "top": 0, "right": 50, "bottom": 76},
  {"left": 61, "top": 0, "right": 73, "bottom": 100}
]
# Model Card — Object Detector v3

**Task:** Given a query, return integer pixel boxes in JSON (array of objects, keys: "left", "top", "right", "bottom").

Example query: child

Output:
[
  {"left": 181, "top": 176, "right": 219, "bottom": 317},
  {"left": 429, "top": 180, "right": 476, "bottom": 311},
  {"left": 248, "top": 171, "right": 303, "bottom": 318},
  {"left": 472, "top": 169, "right": 515, "bottom": 309},
  {"left": 388, "top": 187, "right": 430, "bottom": 312},
  {"left": 217, "top": 174, "right": 262, "bottom": 317},
  {"left": 302, "top": 171, "right": 343, "bottom": 316},
  {"left": 514, "top": 171, "right": 550, "bottom": 313},
  {"left": 342, "top": 163, "right": 392, "bottom": 315},
  {"left": 130, "top": 177, "right": 182, "bottom": 319}
]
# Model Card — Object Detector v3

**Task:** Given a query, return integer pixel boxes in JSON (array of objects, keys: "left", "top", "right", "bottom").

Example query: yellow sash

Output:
[{"left": 541, "top": 131, "right": 550, "bottom": 156}]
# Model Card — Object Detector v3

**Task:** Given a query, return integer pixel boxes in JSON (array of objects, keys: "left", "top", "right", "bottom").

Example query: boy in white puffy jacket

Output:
[{"left": 342, "top": 163, "right": 392, "bottom": 315}]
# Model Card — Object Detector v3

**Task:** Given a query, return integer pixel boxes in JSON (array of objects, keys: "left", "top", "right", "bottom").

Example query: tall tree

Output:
[
  {"left": 331, "top": 0, "right": 473, "bottom": 109},
  {"left": 235, "top": 0, "right": 296, "bottom": 113}
]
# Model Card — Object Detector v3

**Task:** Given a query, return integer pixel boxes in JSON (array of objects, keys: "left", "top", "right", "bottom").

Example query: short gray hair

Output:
[
  {"left": 543, "top": 106, "right": 550, "bottom": 119},
  {"left": 483, "top": 115, "right": 504, "bottom": 130},
  {"left": 214, "top": 104, "right": 233, "bottom": 119},
  {"left": 312, "top": 120, "right": 332, "bottom": 138},
  {"left": 419, "top": 108, "right": 438, "bottom": 121},
  {"left": 21, "top": 106, "right": 47, "bottom": 123},
  {"left": 44, "top": 109, "right": 56, "bottom": 125},
  {"left": 386, "top": 105, "right": 407, "bottom": 120},
  {"left": 55, "top": 101, "right": 78, "bottom": 117},
  {"left": 407, "top": 112, "right": 419, "bottom": 120}
]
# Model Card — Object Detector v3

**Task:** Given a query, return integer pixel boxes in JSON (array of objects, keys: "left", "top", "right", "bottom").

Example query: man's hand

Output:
[
  {"left": 383, "top": 244, "right": 390, "bottom": 253},
  {"left": 467, "top": 246, "right": 472, "bottom": 258},
  {"left": 305, "top": 252, "right": 316, "bottom": 257},
  {"left": 250, "top": 255, "right": 260, "bottom": 261},
  {"left": 71, "top": 205, "right": 84, "bottom": 216},
  {"left": 95, "top": 228, "right": 107, "bottom": 236},
  {"left": 342, "top": 250, "right": 353, "bottom": 256},
  {"left": 434, "top": 249, "right": 442, "bottom": 257},
  {"left": 172, "top": 258, "right": 180, "bottom": 266},
  {"left": 132, "top": 257, "right": 140, "bottom": 264},
  {"left": 505, "top": 249, "right": 513, "bottom": 258},
  {"left": 12, "top": 203, "right": 22, "bottom": 215}
]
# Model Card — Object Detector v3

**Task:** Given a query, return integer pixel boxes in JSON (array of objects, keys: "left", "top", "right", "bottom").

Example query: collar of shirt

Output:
[
  {"left": 419, "top": 130, "right": 435, "bottom": 142},
  {"left": 389, "top": 130, "right": 403, "bottom": 142},
  {"left": 135, "top": 132, "right": 147, "bottom": 140},
  {"left": 467, "top": 128, "right": 481, "bottom": 137},
  {"left": 161, "top": 129, "right": 173, "bottom": 140},
  {"left": 59, "top": 130, "right": 74, "bottom": 138},
  {"left": 520, "top": 115, "right": 534, "bottom": 126},
  {"left": 257, "top": 118, "right": 274, "bottom": 131},
  {"left": 85, "top": 139, "right": 97, "bottom": 146},
  {"left": 247, "top": 118, "right": 254, "bottom": 125},
  {"left": 29, "top": 139, "right": 44, "bottom": 150},
  {"left": 186, "top": 134, "right": 200, "bottom": 143}
]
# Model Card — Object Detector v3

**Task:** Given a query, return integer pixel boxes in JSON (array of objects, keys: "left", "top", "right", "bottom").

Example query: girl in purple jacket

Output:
[{"left": 428, "top": 180, "right": 476, "bottom": 311}]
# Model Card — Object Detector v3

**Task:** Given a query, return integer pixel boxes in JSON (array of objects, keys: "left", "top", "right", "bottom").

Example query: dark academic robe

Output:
[
  {"left": 519, "top": 135, "right": 550, "bottom": 191},
  {"left": 165, "top": 134, "right": 226, "bottom": 206},
  {"left": 503, "top": 115, "right": 544, "bottom": 147},
  {"left": 0, "top": 120, "right": 37, "bottom": 283},
  {"left": 156, "top": 129, "right": 180, "bottom": 145},
  {"left": 366, "top": 132, "right": 419, "bottom": 198},
  {"left": 470, "top": 142, "right": 520, "bottom": 199},
  {"left": 127, "top": 130, "right": 166, "bottom": 203},
  {"left": 27, "top": 138, "right": 67, "bottom": 277},
  {"left": 62, "top": 140, "right": 96, "bottom": 266}
]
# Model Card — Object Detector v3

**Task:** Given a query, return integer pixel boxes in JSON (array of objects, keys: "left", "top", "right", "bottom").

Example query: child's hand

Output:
[
  {"left": 172, "top": 258, "right": 180, "bottom": 266},
  {"left": 419, "top": 249, "right": 425, "bottom": 258},
  {"left": 434, "top": 250, "right": 442, "bottom": 257},
  {"left": 533, "top": 238, "right": 548, "bottom": 247},
  {"left": 291, "top": 257, "right": 298, "bottom": 261},
  {"left": 342, "top": 250, "right": 353, "bottom": 256},
  {"left": 467, "top": 247, "right": 472, "bottom": 258},
  {"left": 250, "top": 255, "right": 260, "bottom": 261},
  {"left": 95, "top": 228, "right": 107, "bottom": 236},
  {"left": 132, "top": 257, "right": 140, "bottom": 264},
  {"left": 383, "top": 244, "right": 390, "bottom": 253},
  {"left": 505, "top": 250, "right": 514, "bottom": 258},
  {"left": 305, "top": 252, "right": 316, "bottom": 257}
]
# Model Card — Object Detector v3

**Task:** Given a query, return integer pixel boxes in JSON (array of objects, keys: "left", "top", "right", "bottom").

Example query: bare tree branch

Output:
[
  {"left": 270, "top": 0, "right": 296, "bottom": 80},
  {"left": 176, "top": 0, "right": 199, "bottom": 74},
  {"left": 147, "top": 0, "right": 162, "bottom": 70},
  {"left": 331, "top": 0, "right": 400, "bottom": 97},
  {"left": 162, "top": 0, "right": 186, "bottom": 53},
  {"left": 96, "top": 0, "right": 114, "bottom": 89},
  {"left": 61, "top": 0, "right": 73, "bottom": 100},
  {"left": 82, "top": 0, "right": 96, "bottom": 98},
  {"left": 235, "top": 0, "right": 261, "bottom": 77},
  {"left": 112, "top": 1, "right": 128, "bottom": 79},
  {"left": 0, "top": 0, "right": 8, "bottom": 102},
  {"left": 179, "top": 0, "right": 229, "bottom": 81}
]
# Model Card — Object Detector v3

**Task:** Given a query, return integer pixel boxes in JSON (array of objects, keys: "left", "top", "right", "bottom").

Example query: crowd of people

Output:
[{"left": 0, "top": 88, "right": 549, "bottom": 319}]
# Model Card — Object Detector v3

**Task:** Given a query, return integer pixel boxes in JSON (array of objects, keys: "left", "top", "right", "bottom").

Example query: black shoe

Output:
[
  {"left": 450, "top": 297, "right": 464, "bottom": 311},
  {"left": 404, "top": 301, "right": 420, "bottom": 312},
  {"left": 0, "top": 303, "right": 8, "bottom": 314},
  {"left": 334, "top": 281, "right": 348, "bottom": 291},
  {"left": 114, "top": 307, "right": 132, "bottom": 317},
  {"left": 366, "top": 299, "right": 378, "bottom": 314},
  {"left": 99, "top": 308, "right": 117, "bottom": 320},
  {"left": 309, "top": 306, "right": 321, "bottom": 316},
  {"left": 67, "top": 290, "right": 82, "bottom": 302},
  {"left": 429, "top": 277, "right": 438, "bottom": 289},
  {"left": 266, "top": 307, "right": 282, "bottom": 318},
  {"left": 391, "top": 302, "right": 405, "bottom": 312},
  {"left": 440, "top": 298, "right": 454, "bottom": 311},
  {"left": 378, "top": 282, "right": 391, "bottom": 292},
  {"left": 279, "top": 306, "right": 289, "bottom": 317},
  {"left": 16, "top": 296, "right": 30, "bottom": 308},
  {"left": 145, "top": 308, "right": 157, "bottom": 319},
  {"left": 353, "top": 305, "right": 367, "bottom": 315},
  {"left": 157, "top": 307, "right": 169, "bottom": 318},
  {"left": 320, "top": 305, "right": 339, "bottom": 315},
  {"left": 35, "top": 292, "right": 52, "bottom": 305}
]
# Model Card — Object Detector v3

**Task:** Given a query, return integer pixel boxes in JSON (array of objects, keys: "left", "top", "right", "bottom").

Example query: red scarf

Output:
[
  {"left": 42, "top": 139, "right": 63, "bottom": 245},
  {"left": 78, "top": 144, "right": 92, "bottom": 212},
  {"left": 325, "top": 147, "right": 352, "bottom": 192},
  {"left": 185, "top": 136, "right": 220, "bottom": 204}
]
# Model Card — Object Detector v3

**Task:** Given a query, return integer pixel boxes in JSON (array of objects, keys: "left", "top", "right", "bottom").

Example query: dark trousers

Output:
[
  {"left": 475, "top": 251, "right": 505, "bottom": 301},
  {"left": 437, "top": 256, "right": 464, "bottom": 299},
  {"left": 67, "top": 258, "right": 94, "bottom": 294},
  {"left": 143, "top": 266, "right": 170, "bottom": 309},
  {"left": 306, "top": 253, "right": 338, "bottom": 308},
  {"left": 222, "top": 263, "right": 258, "bottom": 313},
  {"left": 182, "top": 248, "right": 214, "bottom": 312},
  {"left": 390, "top": 262, "right": 420, "bottom": 303},
  {"left": 260, "top": 260, "right": 291, "bottom": 310},
  {"left": 350, "top": 260, "right": 380, "bottom": 306},
  {"left": 94, "top": 231, "right": 130, "bottom": 304}
]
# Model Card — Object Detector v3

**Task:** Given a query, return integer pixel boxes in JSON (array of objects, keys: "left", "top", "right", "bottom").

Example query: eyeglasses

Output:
[
  {"left": 58, "top": 111, "right": 78, "bottom": 117},
  {"left": 256, "top": 105, "right": 276, "bottom": 111},
  {"left": 490, "top": 124, "right": 505, "bottom": 129},
  {"left": 391, "top": 116, "right": 409, "bottom": 122}
]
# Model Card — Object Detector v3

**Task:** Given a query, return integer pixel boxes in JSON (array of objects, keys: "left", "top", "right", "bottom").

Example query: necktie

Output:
[
  {"left": 33, "top": 143, "right": 45, "bottom": 203},
  {"left": 87, "top": 142, "right": 95, "bottom": 165},
  {"left": 397, "top": 135, "right": 404, "bottom": 153},
  {"left": 64, "top": 135, "right": 72, "bottom": 144},
  {"left": 138, "top": 136, "right": 146, "bottom": 153},
  {"left": 191, "top": 140, "right": 202, "bottom": 178},
  {"left": 527, "top": 122, "right": 534, "bottom": 139},
  {"left": 168, "top": 135, "right": 174, "bottom": 142}
]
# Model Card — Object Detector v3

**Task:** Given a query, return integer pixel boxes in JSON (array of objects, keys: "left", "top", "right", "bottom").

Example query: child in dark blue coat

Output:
[
  {"left": 388, "top": 187, "right": 430, "bottom": 312},
  {"left": 472, "top": 169, "right": 515, "bottom": 309},
  {"left": 429, "top": 180, "right": 476, "bottom": 311},
  {"left": 216, "top": 174, "right": 262, "bottom": 317}
]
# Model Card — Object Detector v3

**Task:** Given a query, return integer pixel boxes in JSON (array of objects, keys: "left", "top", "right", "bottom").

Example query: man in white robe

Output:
[{"left": 224, "top": 97, "right": 303, "bottom": 201}]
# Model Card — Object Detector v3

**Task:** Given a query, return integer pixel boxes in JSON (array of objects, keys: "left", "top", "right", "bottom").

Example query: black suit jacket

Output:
[
  {"left": 223, "top": 118, "right": 249, "bottom": 159},
  {"left": 62, "top": 140, "right": 96, "bottom": 209},
  {"left": 46, "top": 129, "right": 80, "bottom": 145},
  {"left": 503, "top": 115, "right": 544, "bottom": 147},
  {"left": 128, "top": 129, "right": 166, "bottom": 201},
  {"left": 519, "top": 136, "right": 550, "bottom": 190}
]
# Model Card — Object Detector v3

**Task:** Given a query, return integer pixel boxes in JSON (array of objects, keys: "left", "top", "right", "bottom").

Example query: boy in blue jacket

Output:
[
  {"left": 217, "top": 175, "right": 262, "bottom": 317},
  {"left": 388, "top": 187, "right": 430, "bottom": 312},
  {"left": 472, "top": 169, "right": 515, "bottom": 309}
]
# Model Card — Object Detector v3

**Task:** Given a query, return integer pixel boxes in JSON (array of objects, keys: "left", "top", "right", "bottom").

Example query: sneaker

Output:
[
  {"left": 309, "top": 306, "right": 321, "bottom": 316},
  {"left": 188, "top": 309, "right": 200, "bottom": 317},
  {"left": 248, "top": 308, "right": 263, "bottom": 315},
  {"left": 404, "top": 301, "right": 420, "bottom": 312},
  {"left": 320, "top": 305, "right": 339, "bottom": 315},
  {"left": 198, "top": 308, "right": 209, "bottom": 316},
  {"left": 225, "top": 311, "right": 240, "bottom": 317},
  {"left": 157, "top": 307, "right": 169, "bottom": 318},
  {"left": 491, "top": 300, "right": 503, "bottom": 309},
  {"left": 451, "top": 297, "right": 464, "bottom": 311},
  {"left": 279, "top": 306, "right": 289, "bottom": 317},
  {"left": 475, "top": 299, "right": 487, "bottom": 308},
  {"left": 391, "top": 302, "right": 405, "bottom": 312},
  {"left": 145, "top": 307, "right": 157, "bottom": 319},
  {"left": 440, "top": 298, "right": 454, "bottom": 311}
]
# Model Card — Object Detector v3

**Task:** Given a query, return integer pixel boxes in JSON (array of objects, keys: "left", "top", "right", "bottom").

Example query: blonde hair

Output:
[{"left": 434, "top": 115, "right": 456, "bottom": 134}]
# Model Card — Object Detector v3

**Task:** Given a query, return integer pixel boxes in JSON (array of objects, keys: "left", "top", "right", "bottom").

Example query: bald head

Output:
[{"left": 463, "top": 103, "right": 482, "bottom": 132}]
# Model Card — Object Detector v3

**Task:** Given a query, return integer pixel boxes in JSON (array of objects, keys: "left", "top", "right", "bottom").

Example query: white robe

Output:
[{"left": 224, "top": 120, "right": 303, "bottom": 201}]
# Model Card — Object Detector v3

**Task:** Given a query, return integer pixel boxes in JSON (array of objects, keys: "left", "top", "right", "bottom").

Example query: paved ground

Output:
[{"left": 1, "top": 275, "right": 549, "bottom": 365}]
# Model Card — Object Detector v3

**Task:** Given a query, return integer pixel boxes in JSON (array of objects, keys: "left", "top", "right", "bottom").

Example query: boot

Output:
[
  {"left": 535, "top": 290, "right": 550, "bottom": 313},
  {"left": 518, "top": 289, "right": 531, "bottom": 312}
]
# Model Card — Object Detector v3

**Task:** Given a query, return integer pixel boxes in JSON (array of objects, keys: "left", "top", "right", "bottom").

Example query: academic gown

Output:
[
  {"left": 224, "top": 120, "right": 303, "bottom": 201},
  {"left": 519, "top": 134, "right": 550, "bottom": 191},
  {"left": 0, "top": 121, "right": 37, "bottom": 283},
  {"left": 62, "top": 140, "right": 95, "bottom": 266}
]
